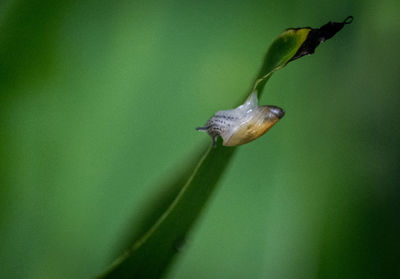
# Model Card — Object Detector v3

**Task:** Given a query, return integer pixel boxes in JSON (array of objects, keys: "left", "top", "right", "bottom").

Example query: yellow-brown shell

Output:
[{"left": 223, "top": 106, "right": 282, "bottom": 146}]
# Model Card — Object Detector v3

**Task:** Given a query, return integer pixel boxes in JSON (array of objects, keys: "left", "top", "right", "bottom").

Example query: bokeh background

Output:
[{"left": 1, "top": 0, "right": 399, "bottom": 278}]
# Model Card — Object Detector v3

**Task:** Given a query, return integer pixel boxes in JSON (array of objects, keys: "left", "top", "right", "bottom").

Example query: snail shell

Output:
[{"left": 196, "top": 92, "right": 285, "bottom": 147}]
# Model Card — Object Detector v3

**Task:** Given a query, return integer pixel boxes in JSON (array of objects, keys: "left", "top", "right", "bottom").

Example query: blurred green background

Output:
[{"left": 1, "top": 0, "right": 399, "bottom": 278}]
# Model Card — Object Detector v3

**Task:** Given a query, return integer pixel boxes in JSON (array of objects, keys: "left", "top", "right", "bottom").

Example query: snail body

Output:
[{"left": 196, "top": 92, "right": 285, "bottom": 147}]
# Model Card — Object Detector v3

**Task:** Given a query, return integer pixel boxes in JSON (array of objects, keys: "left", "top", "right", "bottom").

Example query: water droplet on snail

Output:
[{"left": 196, "top": 92, "right": 285, "bottom": 147}]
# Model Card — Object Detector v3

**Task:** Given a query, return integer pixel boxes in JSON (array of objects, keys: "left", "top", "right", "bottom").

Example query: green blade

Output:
[{"left": 99, "top": 17, "right": 352, "bottom": 279}]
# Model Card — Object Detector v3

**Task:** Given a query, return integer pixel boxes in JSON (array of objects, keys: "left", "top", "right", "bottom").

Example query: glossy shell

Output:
[{"left": 196, "top": 92, "right": 285, "bottom": 147}]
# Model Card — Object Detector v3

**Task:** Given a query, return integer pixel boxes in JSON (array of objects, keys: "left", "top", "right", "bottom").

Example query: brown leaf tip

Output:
[{"left": 290, "top": 16, "right": 353, "bottom": 62}]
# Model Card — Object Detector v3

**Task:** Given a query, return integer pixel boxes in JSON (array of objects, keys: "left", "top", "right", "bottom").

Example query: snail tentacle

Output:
[{"left": 195, "top": 126, "right": 209, "bottom": 131}]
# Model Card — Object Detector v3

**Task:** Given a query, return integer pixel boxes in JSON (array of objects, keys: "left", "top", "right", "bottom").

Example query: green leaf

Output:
[{"left": 98, "top": 17, "right": 352, "bottom": 279}]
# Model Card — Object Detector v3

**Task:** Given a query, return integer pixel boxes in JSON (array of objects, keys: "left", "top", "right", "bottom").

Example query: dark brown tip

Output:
[
  {"left": 268, "top": 106, "right": 285, "bottom": 119},
  {"left": 343, "top": 16, "right": 354, "bottom": 24}
]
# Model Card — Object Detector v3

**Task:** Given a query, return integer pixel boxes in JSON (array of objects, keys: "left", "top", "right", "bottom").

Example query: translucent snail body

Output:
[{"left": 196, "top": 92, "right": 285, "bottom": 147}]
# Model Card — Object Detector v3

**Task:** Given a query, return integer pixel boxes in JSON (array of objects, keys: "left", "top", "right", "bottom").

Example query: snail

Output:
[{"left": 196, "top": 91, "right": 285, "bottom": 147}]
